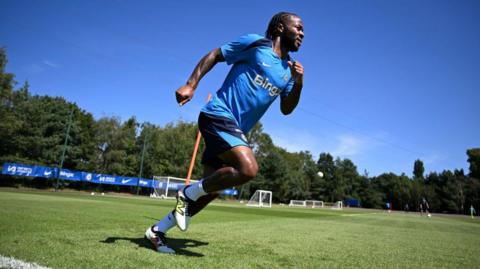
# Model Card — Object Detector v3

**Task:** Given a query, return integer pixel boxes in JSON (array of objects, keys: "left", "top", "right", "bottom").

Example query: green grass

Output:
[{"left": 0, "top": 188, "right": 479, "bottom": 269}]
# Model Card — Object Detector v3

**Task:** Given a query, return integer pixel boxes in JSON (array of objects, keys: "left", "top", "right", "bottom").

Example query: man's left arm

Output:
[{"left": 280, "top": 61, "right": 304, "bottom": 115}]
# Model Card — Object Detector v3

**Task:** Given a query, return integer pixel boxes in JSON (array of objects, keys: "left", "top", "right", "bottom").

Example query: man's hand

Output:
[
  {"left": 288, "top": 61, "right": 304, "bottom": 85},
  {"left": 281, "top": 61, "right": 304, "bottom": 115},
  {"left": 175, "top": 85, "right": 195, "bottom": 106}
]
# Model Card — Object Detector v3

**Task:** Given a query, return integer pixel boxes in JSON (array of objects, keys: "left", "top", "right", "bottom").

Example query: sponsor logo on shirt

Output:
[{"left": 253, "top": 74, "right": 281, "bottom": 97}]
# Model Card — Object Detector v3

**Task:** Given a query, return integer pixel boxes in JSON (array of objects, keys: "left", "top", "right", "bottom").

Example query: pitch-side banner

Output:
[
  {"left": 223, "top": 189, "right": 238, "bottom": 196},
  {"left": 2, "top": 162, "right": 144, "bottom": 186},
  {"left": 2, "top": 163, "right": 57, "bottom": 178},
  {"left": 138, "top": 179, "right": 153, "bottom": 188},
  {"left": 85, "top": 174, "right": 138, "bottom": 186},
  {"left": 2, "top": 162, "right": 235, "bottom": 195},
  {"left": 36, "top": 166, "right": 57, "bottom": 179},
  {"left": 58, "top": 168, "right": 83, "bottom": 181}
]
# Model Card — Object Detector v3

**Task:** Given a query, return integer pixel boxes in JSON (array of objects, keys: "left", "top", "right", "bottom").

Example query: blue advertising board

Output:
[
  {"left": 222, "top": 189, "right": 238, "bottom": 196},
  {"left": 58, "top": 168, "right": 82, "bottom": 181},
  {"left": 2, "top": 163, "right": 35, "bottom": 177},
  {"left": 2, "top": 162, "right": 237, "bottom": 196},
  {"left": 2, "top": 163, "right": 57, "bottom": 178},
  {"left": 84, "top": 173, "right": 138, "bottom": 186},
  {"left": 138, "top": 179, "right": 153, "bottom": 188},
  {"left": 35, "top": 166, "right": 57, "bottom": 179}
]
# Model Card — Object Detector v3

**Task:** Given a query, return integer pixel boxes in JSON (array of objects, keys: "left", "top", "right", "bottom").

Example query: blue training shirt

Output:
[{"left": 201, "top": 34, "right": 295, "bottom": 134}]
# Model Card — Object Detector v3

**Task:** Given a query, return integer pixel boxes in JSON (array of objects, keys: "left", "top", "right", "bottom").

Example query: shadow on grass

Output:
[
  {"left": 100, "top": 236, "right": 209, "bottom": 257},
  {"left": 142, "top": 216, "right": 160, "bottom": 221}
]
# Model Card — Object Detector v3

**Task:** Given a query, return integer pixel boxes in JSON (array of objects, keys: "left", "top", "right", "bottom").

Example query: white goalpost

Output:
[
  {"left": 150, "top": 176, "right": 198, "bottom": 199},
  {"left": 246, "top": 190, "right": 272, "bottom": 208},
  {"left": 330, "top": 201, "right": 343, "bottom": 210},
  {"left": 323, "top": 201, "right": 344, "bottom": 210},
  {"left": 288, "top": 200, "right": 307, "bottom": 207},
  {"left": 288, "top": 200, "right": 324, "bottom": 208},
  {"left": 306, "top": 200, "right": 324, "bottom": 208}
]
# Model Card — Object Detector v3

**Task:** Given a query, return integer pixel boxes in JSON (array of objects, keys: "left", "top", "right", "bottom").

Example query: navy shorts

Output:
[{"left": 198, "top": 112, "right": 249, "bottom": 169}]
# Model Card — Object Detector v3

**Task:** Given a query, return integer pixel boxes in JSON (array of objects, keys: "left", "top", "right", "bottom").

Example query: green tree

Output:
[
  {"left": 465, "top": 149, "right": 480, "bottom": 214},
  {"left": 246, "top": 122, "right": 274, "bottom": 156},
  {"left": 278, "top": 149, "right": 313, "bottom": 201},
  {"left": 464, "top": 177, "right": 480, "bottom": 215},
  {"left": 413, "top": 159, "right": 425, "bottom": 179},
  {"left": 73, "top": 109, "right": 97, "bottom": 171},
  {"left": 357, "top": 175, "right": 383, "bottom": 208},
  {"left": 467, "top": 148, "right": 480, "bottom": 179},
  {"left": 313, "top": 153, "right": 334, "bottom": 201},
  {"left": 410, "top": 177, "right": 424, "bottom": 211},
  {"left": 424, "top": 172, "right": 441, "bottom": 212},
  {"left": 142, "top": 121, "right": 203, "bottom": 179},
  {"left": 372, "top": 173, "right": 411, "bottom": 210},
  {"left": 337, "top": 158, "right": 361, "bottom": 200},
  {"left": 10, "top": 96, "right": 91, "bottom": 168},
  {"left": 255, "top": 149, "right": 289, "bottom": 202},
  {"left": 0, "top": 48, "right": 21, "bottom": 162},
  {"left": 92, "top": 116, "right": 139, "bottom": 176}
]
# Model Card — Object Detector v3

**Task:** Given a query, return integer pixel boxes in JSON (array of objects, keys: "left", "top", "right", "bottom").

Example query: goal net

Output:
[
  {"left": 323, "top": 201, "right": 344, "bottom": 210},
  {"left": 306, "top": 200, "right": 324, "bottom": 208},
  {"left": 288, "top": 200, "right": 307, "bottom": 207},
  {"left": 246, "top": 190, "right": 272, "bottom": 208},
  {"left": 150, "top": 176, "right": 198, "bottom": 199}
]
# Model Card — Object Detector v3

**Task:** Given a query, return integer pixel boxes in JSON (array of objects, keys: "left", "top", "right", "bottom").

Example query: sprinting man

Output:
[
  {"left": 419, "top": 197, "right": 430, "bottom": 216},
  {"left": 145, "top": 12, "right": 304, "bottom": 253}
]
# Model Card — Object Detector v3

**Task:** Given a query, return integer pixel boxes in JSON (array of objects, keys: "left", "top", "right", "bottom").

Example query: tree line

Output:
[{"left": 1, "top": 48, "right": 479, "bottom": 214}]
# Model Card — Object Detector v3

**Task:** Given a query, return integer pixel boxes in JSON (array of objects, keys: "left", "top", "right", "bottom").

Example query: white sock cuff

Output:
[
  {"left": 185, "top": 179, "right": 207, "bottom": 201},
  {"left": 198, "top": 179, "right": 207, "bottom": 194}
]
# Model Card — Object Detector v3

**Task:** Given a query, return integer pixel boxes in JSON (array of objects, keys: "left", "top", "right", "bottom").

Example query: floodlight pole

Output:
[
  {"left": 56, "top": 108, "right": 74, "bottom": 192},
  {"left": 136, "top": 124, "right": 148, "bottom": 195}
]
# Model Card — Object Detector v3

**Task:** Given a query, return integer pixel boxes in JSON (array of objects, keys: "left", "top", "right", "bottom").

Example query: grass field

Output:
[{"left": 0, "top": 188, "right": 479, "bottom": 269}]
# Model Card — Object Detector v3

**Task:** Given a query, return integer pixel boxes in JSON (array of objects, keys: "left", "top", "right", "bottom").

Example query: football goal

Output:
[
  {"left": 306, "top": 200, "right": 324, "bottom": 208},
  {"left": 323, "top": 201, "right": 344, "bottom": 210},
  {"left": 288, "top": 200, "right": 307, "bottom": 207},
  {"left": 246, "top": 190, "right": 272, "bottom": 208},
  {"left": 150, "top": 176, "right": 198, "bottom": 199}
]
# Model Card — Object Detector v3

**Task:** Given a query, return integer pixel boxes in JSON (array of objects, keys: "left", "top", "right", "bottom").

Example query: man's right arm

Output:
[{"left": 175, "top": 48, "right": 225, "bottom": 105}]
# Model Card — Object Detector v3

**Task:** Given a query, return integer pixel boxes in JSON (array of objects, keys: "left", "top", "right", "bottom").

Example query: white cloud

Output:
[
  {"left": 268, "top": 127, "right": 372, "bottom": 157},
  {"left": 270, "top": 130, "right": 320, "bottom": 153},
  {"left": 422, "top": 153, "right": 445, "bottom": 165},
  {"left": 25, "top": 60, "right": 60, "bottom": 74},
  {"left": 331, "top": 134, "right": 365, "bottom": 157},
  {"left": 25, "top": 64, "right": 45, "bottom": 73},
  {"left": 43, "top": 60, "right": 59, "bottom": 68}
]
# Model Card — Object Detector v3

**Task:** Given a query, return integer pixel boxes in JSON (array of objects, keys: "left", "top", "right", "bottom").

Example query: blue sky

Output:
[{"left": 1, "top": 0, "right": 479, "bottom": 176}]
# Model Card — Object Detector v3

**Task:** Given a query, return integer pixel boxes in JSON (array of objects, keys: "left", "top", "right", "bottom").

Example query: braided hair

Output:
[{"left": 265, "top": 12, "right": 299, "bottom": 40}]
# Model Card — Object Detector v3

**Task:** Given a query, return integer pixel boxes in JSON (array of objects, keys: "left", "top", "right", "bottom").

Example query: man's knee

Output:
[
  {"left": 238, "top": 162, "right": 258, "bottom": 183},
  {"left": 219, "top": 146, "right": 258, "bottom": 184}
]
